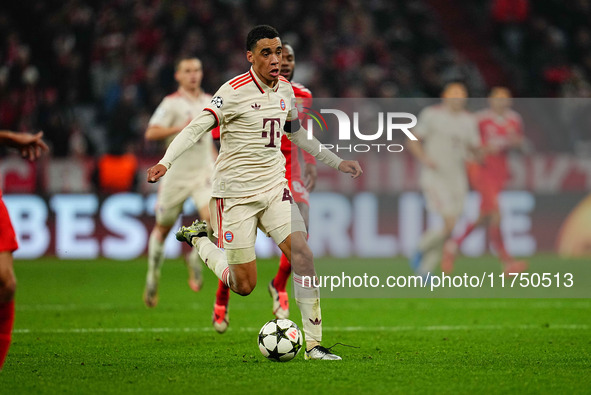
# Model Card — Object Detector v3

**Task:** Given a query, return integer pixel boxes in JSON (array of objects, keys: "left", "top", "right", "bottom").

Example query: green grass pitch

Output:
[{"left": 1, "top": 255, "right": 590, "bottom": 394}]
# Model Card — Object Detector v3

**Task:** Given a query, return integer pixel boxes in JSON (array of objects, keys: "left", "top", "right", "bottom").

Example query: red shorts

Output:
[
  {"left": 467, "top": 162, "right": 504, "bottom": 214},
  {"left": 288, "top": 178, "right": 309, "bottom": 206},
  {"left": 0, "top": 199, "right": 18, "bottom": 253}
]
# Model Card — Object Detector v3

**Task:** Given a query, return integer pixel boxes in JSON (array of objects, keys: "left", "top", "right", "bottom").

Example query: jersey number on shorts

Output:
[
  {"left": 282, "top": 188, "right": 293, "bottom": 204},
  {"left": 262, "top": 118, "right": 281, "bottom": 148}
]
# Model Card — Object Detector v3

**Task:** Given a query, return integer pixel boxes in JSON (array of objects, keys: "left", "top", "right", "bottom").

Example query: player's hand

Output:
[
  {"left": 12, "top": 131, "right": 49, "bottom": 160},
  {"left": 304, "top": 163, "right": 318, "bottom": 191},
  {"left": 338, "top": 160, "right": 363, "bottom": 179},
  {"left": 3, "top": 132, "right": 49, "bottom": 160},
  {"left": 147, "top": 164, "right": 167, "bottom": 183}
]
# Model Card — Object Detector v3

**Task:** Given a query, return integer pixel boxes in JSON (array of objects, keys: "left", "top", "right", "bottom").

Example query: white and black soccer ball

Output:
[{"left": 258, "top": 319, "right": 302, "bottom": 362}]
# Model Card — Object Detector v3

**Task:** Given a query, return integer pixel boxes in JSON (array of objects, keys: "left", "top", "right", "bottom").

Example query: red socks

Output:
[
  {"left": 455, "top": 222, "right": 477, "bottom": 246},
  {"left": 215, "top": 280, "right": 230, "bottom": 307},
  {"left": 273, "top": 254, "right": 292, "bottom": 292},
  {"left": 0, "top": 300, "right": 15, "bottom": 369}
]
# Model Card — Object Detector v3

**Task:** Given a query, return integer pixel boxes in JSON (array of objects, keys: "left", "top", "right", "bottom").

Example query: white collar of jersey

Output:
[
  {"left": 178, "top": 87, "right": 202, "bottom": 101},
  {"left": 249, "top": 67, "right": 280, "bottom": 94}
]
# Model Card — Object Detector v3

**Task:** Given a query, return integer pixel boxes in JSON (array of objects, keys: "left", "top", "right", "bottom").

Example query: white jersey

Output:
[
  {"left": 203, "top": 68, "right": 297, "bottom": 198},
  {"left": 413, "top": 104, "right": 480, "bottom": 183},
  {"left": 149, "top": 89, "right": 215, "bottom": 185}
]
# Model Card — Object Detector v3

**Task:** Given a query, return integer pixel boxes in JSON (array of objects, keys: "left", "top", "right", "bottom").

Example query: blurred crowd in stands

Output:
[{"left": 0, "top": 0, "right": 590, "bottom": 165}]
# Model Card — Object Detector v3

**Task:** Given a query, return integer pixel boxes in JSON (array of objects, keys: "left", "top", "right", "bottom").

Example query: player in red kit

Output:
[
  {"left": 0, "top": 130, "right": 48, "bottom": 370},
  {"left": 212, "top": 43, "right": 316, "bottom": 332},
  {"left": 442, "top": 87, "right": 528, "bottom": 275}
]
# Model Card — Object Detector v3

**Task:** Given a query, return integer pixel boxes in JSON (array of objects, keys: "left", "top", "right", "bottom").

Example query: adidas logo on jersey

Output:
[{"left": 251, "top": 103, "right": 261, "bottom": 110}]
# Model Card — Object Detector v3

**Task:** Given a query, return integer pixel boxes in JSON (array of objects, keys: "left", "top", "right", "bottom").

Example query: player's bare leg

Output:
[
  {"left": 270, "top": 202, "right": 309, "bottom": 319},
  {"left": 0, "top": 251, "right": 16, "bottom": 370},
  {"left": 210, "top": 257, "right": 258, "bottom": 333},
  {"left": 278, "top": 232, "right": 341, "bottom": 360}
]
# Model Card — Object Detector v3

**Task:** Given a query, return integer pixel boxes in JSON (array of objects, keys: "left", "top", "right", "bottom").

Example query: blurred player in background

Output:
[
  {"left": 143, "top": 57, "right": 217, "bottom": 307},
  {"left": 0, "top": 130, "right": 48, "bottom": 370},
  {"left": 211, "top": 43, "right": 317, "bottom": 333},
  {"left": 442, "top": 87, "right": 528, "bottom": 275},
  {"left": 148, "top": 25, "right": 362, "bottom": 360},
  {"left": 409, "top": 82, "right": 481, "bottom": 278}
]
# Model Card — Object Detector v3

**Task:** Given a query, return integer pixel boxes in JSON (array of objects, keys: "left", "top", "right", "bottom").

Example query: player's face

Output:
[
  {"left": 280, "top": 44, "right": 295, "bottom": 81},
  {"left": 247, "top": 37, "right": 282, "bottom": 86},
  {"left": 175, "top": 59, "right": 203, "bottom": 91},
  {"left": 489, "top": 88, "right": 512, "bottom": 113},
  {"left": 442, "top": 84, "right": 468, "bottom": 111}
]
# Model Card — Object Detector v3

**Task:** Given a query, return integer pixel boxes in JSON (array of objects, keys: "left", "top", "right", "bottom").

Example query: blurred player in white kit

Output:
[
  {"left": 143, "top": 57, "right": 217, "bottom": 307},
  {"left": 408, "top": 82, "right": 481, "bottom": 278}
]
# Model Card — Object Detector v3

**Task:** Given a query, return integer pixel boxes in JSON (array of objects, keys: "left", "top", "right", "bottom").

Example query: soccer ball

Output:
[{"left": 258, "top": 319, "right": 303, "bottom": 362}]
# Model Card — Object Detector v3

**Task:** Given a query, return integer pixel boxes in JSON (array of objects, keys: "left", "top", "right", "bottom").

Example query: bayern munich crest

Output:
[
  {"left": 280, "top": 99, "right": 286, "bottom": 110},
  {"left": 224, "top": 231, "right": 234, "bottom": 243}
]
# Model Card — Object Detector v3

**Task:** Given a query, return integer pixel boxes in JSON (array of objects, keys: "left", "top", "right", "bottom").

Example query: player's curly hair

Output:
[{"left": 246, "top": 25, "right": 280, "bottom": 51}]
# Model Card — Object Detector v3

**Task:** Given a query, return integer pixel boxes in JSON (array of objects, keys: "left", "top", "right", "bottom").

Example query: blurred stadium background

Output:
[
  {"left": 2, "top": 1, "right": 591, "bottom": 392},
  {"left": 1, "top": 0, "right": 591, "bottom": 260}
]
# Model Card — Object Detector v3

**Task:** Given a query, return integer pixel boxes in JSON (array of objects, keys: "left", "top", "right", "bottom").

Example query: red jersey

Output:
[
  {"left": 281, "top": 82, "right": 315, "bottom": 181},
  {"left": 477, "top": 109, "right": 523, "bottom": 182}
]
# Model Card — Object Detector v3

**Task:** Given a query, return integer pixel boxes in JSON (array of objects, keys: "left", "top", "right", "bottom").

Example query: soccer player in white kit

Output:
[
  {"left": 147, "top": 25, "right": 362, "bottom": 360},
  {"left": 143, "top": 57, "right": 216, "bottom": 307},
  {"left": 408, "top": 82, "right": 481, "bottom": 278}
]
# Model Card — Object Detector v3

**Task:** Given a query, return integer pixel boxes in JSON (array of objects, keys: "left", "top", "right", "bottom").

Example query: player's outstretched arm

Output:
[
  {"left": 145, "top": 125, "right": 184, "bottom": 141},
  {"left": 146, "top": 111, "right": 216, "bottom": 183},
  {"left": 284, "top": 119, "right": 363, "bottom": 178},
  {"left": 0, "top": 130, "right": 49, "bottom": 161},
  {"left": 285, "top": 123, "right": 343, "bottom": 169}
]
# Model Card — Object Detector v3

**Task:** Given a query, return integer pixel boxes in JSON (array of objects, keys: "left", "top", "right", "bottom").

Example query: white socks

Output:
[
  {"left": 293, "top": 273, "right": 322, "bottom": 350},
  {"left": 193, "top": 237, "right": 230, "bottom": 287},
  {"left": 419, "top": 229, "right": 446, "bottom": 253},
  {"left": 147, "top": 231, "right": 165, "bottom": 284},
  {"left": 418, "top": 230, "right": 446, "bottom": 275}
]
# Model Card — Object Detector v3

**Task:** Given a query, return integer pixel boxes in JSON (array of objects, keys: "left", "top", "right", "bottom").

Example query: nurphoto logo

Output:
[{"left": 302, "top": 107, "right": 418, "bottom": 153}]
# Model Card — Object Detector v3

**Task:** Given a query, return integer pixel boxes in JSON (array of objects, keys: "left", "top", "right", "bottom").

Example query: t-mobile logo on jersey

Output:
[{"left": 302, "top": 107, "right": 418, "bottom": 153}]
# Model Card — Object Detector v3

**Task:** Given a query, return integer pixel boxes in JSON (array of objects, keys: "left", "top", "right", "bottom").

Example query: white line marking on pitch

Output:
[
  {"left": 16, "top": 300, "right": 591, "bottom": 312},
  {"left": 13, "top": 324, "right": 589, "bottom": 335}
]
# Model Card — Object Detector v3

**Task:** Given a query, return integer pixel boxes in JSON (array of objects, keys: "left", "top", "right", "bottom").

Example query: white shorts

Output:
[
  {"left": 210, "top": 182, "right": 307, "bottom": 264},
  {"left": 420, "top": 174, "right": 467, "bottom": 218},
  {"left": 155, "top": 174, "right": 212, "bottom": 226}
]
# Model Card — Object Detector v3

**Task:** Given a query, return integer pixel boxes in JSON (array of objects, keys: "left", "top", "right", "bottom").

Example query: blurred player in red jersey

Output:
[
  {"left": 442, "top": 87, "right": 528, "bottom": 275},
  {"left": 211, "top": 43, "right": 317, "bottom": 332},
  {"left": 0, "top": 130, "right": 48, "bottom": 370}
]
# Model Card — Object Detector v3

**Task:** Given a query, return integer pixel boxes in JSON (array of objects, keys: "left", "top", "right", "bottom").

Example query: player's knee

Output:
[
  {"left": 233, "top": 281, "right": 255, "bottom": 296},
  {"left": 153, "top": 224, "right": 172, "bottom": 241}
]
